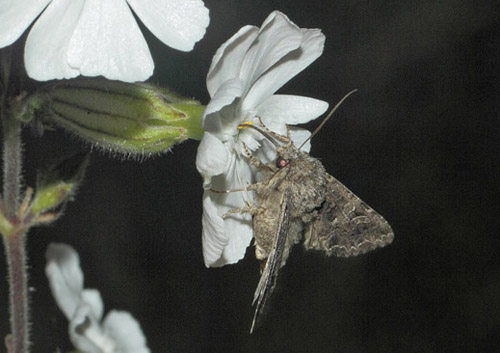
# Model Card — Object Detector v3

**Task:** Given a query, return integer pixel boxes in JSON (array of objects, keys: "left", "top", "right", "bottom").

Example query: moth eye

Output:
[{"left": 276, "top": 157, "right": 288, "bottom": 168}]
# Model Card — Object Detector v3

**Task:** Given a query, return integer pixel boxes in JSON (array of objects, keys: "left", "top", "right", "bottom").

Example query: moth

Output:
[{"left": 219, "top": 91, "right": 394, "bottom": 333}]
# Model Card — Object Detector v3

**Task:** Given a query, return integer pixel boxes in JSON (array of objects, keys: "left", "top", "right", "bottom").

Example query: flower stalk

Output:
[
  {"left": 1, "top": 114, "right": 30, "bottom": 353},
  {"left": 3, "top": 227, "right": 29, "bottom": 353},
  {"left": 1, "top": 50, "right": 30, "bottom": 353},
  {"left": 2, "top": 116, "right": 21, "bottom": 218}
]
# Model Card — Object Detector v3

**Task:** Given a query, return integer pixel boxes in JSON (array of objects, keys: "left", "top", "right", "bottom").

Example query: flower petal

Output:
[
  {"left": 127, "top": 0, "right": 209, "bottom": 52},
  {"left": 239, "top": 11, "right": 302, "bottom": 94},
  {"left": 202, "top": 78, "right": 245, "bottom": 138},
  {"left": 201, "top": 191, "right": 229, "bottom": 267},
  {"left": 45, "top": 243, "right": 84, "bottom": 319},
  {"left": 81, "top": 289, "right": 104, "bottom": 322},
  {"left": 24, "top": 0, "right": 84, "bottom": 80},
  {"left": 0, "top": 0, "right": 51, "bottom": 48},
  {"left": 289, "top": 127, "right": 312, "bottom": 152},
  {"left": 67, "top": 0, "right": 153, "bottom": 82},
  {"left": 203, "top": 156, "right": 254, "bottom": 267},
  {"left": 206, "top": 25, "right": 258, "bottom": 97},
  {"left": 243, "top": 27, "right": 325, "bottom": 111},
  {"left": 219, "top": 205, "right": 252, "bottom": 266},
  {"left": 70, "top": 304, "right": 116, "bottom": 353},
  {"left": 203, "top": 78, "right": 244, "bottom": 120},
  {"left": 196, "top": 132, "right": 231, "bottom": 187},
  {"left": 103, "top": 310, "right": 150, "bottom": 353},
  {"left": 256, "top": 94, "right": 329, "bottom": 134}
]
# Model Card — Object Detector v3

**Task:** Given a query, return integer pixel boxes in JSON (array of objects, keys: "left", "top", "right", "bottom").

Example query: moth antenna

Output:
[
  {"left": 299, "top": 89, "right": 358, "bottom": 150},
  {"left": 238, "top": 123, "right": 279, "bottom": 147}
]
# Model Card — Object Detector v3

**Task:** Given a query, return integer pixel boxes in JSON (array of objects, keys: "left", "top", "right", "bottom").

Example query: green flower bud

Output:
[
  {"left": 30, "top": 153, "right": 89, "bottom": 216},
  {"left": 19, "top": 79, "right": 205, "bottom": 156}
]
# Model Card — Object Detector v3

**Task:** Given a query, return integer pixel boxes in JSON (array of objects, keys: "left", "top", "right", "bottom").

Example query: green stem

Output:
[{"left": 3, "top": 229, "right": 29, "bottom": 353}]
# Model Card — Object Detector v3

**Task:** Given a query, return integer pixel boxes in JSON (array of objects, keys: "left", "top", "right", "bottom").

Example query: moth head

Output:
[{"left": 275, "top": 143, "right": 302, "bottom": 168}]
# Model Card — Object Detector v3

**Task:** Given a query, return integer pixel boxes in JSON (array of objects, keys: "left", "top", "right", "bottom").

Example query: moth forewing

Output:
[{"left": 250, "top": 192, "right": 289, "bottom": 333}]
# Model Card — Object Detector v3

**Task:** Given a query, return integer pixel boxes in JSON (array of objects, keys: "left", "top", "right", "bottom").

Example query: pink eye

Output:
[{"left": 276, "top": 157, "right": 288, "bottom": 168}]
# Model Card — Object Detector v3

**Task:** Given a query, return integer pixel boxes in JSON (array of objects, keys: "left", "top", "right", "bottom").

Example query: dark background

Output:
[{"left": 1, "top": 0, "right": 500, "bottom": 352}]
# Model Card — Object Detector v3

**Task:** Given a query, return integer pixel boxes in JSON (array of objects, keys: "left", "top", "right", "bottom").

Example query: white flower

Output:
[
  {"left": 0, "top": 0, "right": 209, "bottom": 82},
  {"left": 196, "top": 11, "right": 329, "bottom": 267},
  {"left": 45, "top": 243, "right": 150, "bottom": 353}
]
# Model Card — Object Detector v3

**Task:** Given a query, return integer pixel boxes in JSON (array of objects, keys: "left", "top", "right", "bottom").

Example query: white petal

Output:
[
  {"left": 202, "top": 78, "right": 245, "bottom": 138},
  {"left": 202, "top": 154, "right": 255, "bottom": 267},
  {"left": 218, "top": 214, "right": 253, "bottom": 267},
  {"left": 205, "top": 156, "right": 254, "bottom": 267},
  {"left": 203, "top": 78, "right": 244, "bottom": 122},
  {"left": 239, "top": 11, "right": 302, "bottom": 93},
  {"left": 206, "top": 25, "right": 258, "bottom": 97},
  {"left": 196, "top": 132, "right": 231, "bottom": 186},
  {"left": 103, "top": 310, "right": 150, "bottom": 353},
  {"left": 24, "top": 0, "right": 84, "bottom": 80},
  {"left": 0, "top": 0, "right": 50, "bottom": 48},
  {"left": 127, "top": 0, "right": 209, "bottom": 52},
  {"left": 45, "top": 243, "right": 84, "bottom": 319},
  {"left": 243, "top": 27, "right": 325, "bottom": 111},
  {"left": 238, "top": 129, "right": 262, "bottom": 152},
  {"left": 201, "top": 191, "right": 229, "bottom": 267},
  {"left": 254, "top": 137, "right": 279, "bottom": 164},
  {"left": 81, "top": 289, "right": 104, "bottom": 322},
  {"left": 219, "top": 201, "right": 253, "bottom": 266},
  {"left": 257, "top": 95, "right": 329, "bottom": 134},
  {"left": 70, "top": 304, "right": 116, "bottom": 353},
  {"left": 67, "top": 0, "right": 153, "bottom": 82},
  {"left": 289, "top": 127, "right": 312, "bottom": 152}
]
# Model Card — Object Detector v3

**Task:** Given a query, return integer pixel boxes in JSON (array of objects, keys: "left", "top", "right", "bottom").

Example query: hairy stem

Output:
[
  {"left": 3, "top": 229, "right": 29, "bottom": 353},
  {"left": 1, "top": 48, "right": 30, "bottom": 353},
  {"left": 2, "top": 117, "right": 21, "bottom": 218}
]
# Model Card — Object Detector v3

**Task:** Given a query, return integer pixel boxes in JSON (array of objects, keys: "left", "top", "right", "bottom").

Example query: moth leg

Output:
[
  {"left": 222, "top": 202, "right": 263, "bottom": 219},
  {"left": 209, "top": 186, "right": 249, "bottom": 193},
  {"left": 255, "top": 245, "right": 267, "bottom": 261},
  {"left": 210, "top": 180, "right": 267, "bottom": 194},
  {"left": 285, "top": 124, "right": 292, "bottom": 140},
  {"left": 242, "top": 142, "right": 274, "bottom": 172},
  {"left": 257, "top": 117, "right": 289, "bottom": 143}
]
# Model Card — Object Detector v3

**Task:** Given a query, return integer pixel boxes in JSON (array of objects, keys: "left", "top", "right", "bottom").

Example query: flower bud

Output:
[
  {"left": 19, "top": 79, "right": 205, "bottom": 155},
  {"left": 30, "top": 153, "right": 89, "bottom": 217}
]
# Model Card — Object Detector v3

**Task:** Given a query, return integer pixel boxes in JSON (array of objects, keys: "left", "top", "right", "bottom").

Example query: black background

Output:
[{"left": 1, "top": 0, "right": 500, "bottom": 352}]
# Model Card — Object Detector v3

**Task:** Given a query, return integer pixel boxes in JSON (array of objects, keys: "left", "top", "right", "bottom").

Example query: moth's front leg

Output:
[
  {"left": 210, "top": 180, "right": 267, "bottom": 195},
  {"left": 242, "top": 142, "right": 275, "bottom": 173},
  {"left": 210, "top": 181, "right": 267, "bottom": 218},
  {"left": 222, "top": 201, "right": 264, "bottom": 219}
]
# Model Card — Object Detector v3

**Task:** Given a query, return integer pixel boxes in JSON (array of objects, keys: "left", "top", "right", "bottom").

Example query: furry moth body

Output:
[{"left": 220, "top": 93, "right": 394, "bottom": 332}]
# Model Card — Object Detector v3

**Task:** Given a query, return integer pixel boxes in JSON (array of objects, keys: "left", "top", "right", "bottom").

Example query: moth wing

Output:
[
  {"left": 250, "top": 192, "right": 290, "bottom": 333},
  {"left": 304, "top": 174, "right": 394, "bottom": 257}
]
